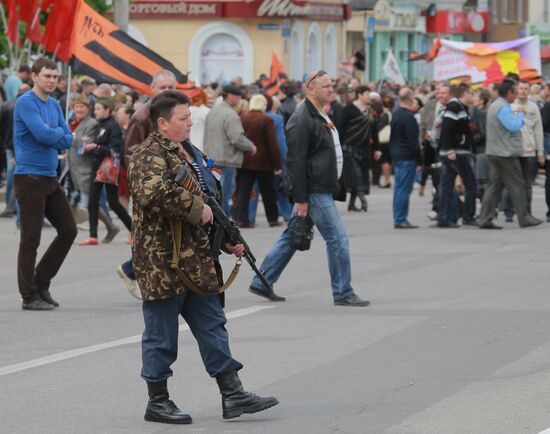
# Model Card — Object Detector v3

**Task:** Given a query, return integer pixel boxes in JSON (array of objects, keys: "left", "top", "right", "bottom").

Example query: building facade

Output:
[{"left": 128, "top": 0, "right": 351, "bottom": 84}]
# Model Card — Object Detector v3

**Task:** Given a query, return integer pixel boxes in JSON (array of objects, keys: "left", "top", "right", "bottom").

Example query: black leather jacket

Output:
[{"left": 286, "top": 99, "right": 339, "bottom": 203}]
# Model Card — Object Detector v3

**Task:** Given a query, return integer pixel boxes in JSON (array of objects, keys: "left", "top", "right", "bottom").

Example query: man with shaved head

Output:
[
  {"left": 248, "top": 70, "right": 369, "bottom": 307},
  {"left": 389, "top": 87, "right": 421, "bottom": 229}
]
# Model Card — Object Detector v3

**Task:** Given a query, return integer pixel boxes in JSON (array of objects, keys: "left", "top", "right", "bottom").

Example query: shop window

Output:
[
  {"left": 290, "top": 20, "right": 305, "bottom": 81},
  {"left": 324, "top": 24, "right": 337, "bottom": 78},
  {"left": 306, "top": 22, "right": 322, "bottom": 73},
  {"left": 189, "top": 22, "right": 253, "bottom": 85}
]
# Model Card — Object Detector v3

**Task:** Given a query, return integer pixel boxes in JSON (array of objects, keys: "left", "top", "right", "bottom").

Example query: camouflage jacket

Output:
[{"left": 128, "top": 133, "right": 220, "bottom": 301}]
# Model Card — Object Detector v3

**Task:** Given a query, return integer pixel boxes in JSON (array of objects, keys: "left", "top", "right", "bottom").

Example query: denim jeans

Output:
[
  {"left": 392, "top": 160, "right": 417, "bottom": 225},
  {"left": 251, "top": 193, "right": 355, "bottom": 301},
  {"left": 215, "top": 165, "right": 237, "bottom": 216},
  {"left": 438, "top": 154, "right": 477, "bottom": 224},
  {"left": 141, "top": 291, "right": 243, "bottom": 382},
  {"left": 248, "top": 179, "right": 292, "bottom": 224}
]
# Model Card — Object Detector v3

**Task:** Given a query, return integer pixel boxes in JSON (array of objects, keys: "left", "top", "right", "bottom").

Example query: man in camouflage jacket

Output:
[{"left": 127, "top": 91, "right": 278, "bottom": 425}]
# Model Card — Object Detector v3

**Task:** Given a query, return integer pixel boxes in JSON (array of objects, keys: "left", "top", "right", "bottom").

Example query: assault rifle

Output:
[{"left": 175, "top": 165, "right": 274, "bottom": 292}]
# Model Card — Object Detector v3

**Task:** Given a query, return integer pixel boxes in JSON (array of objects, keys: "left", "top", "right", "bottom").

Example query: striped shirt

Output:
[{"left": 190, "top": 159, "right": 209, "bottom": 194}]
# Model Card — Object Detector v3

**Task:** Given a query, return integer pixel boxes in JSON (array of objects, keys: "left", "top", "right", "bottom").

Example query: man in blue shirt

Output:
[
  {"left": 13, "top": 58, "right": 77, "bottom": 310},
  {"left": 478, "top": 79, "right": 542, "bottom": 229}
]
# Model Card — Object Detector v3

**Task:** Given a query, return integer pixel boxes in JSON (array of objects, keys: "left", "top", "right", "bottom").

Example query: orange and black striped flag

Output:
[
  {"left": 70, "top": 1, "right": 193, "bottom": 96},
  {"left": 262, "top": 51, "right": 288, "bottom": 97}
]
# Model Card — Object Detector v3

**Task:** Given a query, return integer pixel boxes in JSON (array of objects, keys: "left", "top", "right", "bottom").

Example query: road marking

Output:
[
  {"left": 538, "top": 429, "right": 550, "bottom": 434},
  {"left": 0, "top": 305, "right": 273, "bottom": 377}
]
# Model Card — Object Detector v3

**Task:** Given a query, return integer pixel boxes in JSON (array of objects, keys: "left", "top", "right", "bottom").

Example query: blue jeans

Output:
[
  {"left": 141, "top": 291, "right": 243, "bottom": 382},
  {"left": 248, "top": 178, "right": 293, "bottom": 224},
  {"left": 251, "top": 193, "right": 355, "bottom": 301},
  {"left": 216, "top": 165, "right": 237, "bottom": 216},
  {"left": 392, "top": 160, "right": 416, "bottom": 225},
  {"left": 121, "top": 259, "right": 135, "bottom": 279}
]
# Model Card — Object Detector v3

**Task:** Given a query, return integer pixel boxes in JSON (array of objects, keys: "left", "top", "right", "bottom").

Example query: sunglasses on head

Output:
[{"left": 306, "top": 70, "right": 327, "bottom": 87}]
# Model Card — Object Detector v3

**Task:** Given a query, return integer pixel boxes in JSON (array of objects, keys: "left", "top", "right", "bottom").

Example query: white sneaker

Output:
[
  {"left": 426, "top": 210, "right": 438, "bottom": 221},
  {"left": 116, "top": 265, "right": 142, "bottom": 300}
]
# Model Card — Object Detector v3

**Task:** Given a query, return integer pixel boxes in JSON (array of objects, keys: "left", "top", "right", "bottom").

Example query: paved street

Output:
[{"left": 1, "top": 184, "right": 550, "bottom": 434}]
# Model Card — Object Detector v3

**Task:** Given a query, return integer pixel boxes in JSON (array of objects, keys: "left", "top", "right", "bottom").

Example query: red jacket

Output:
[{"left": 240, "top": 110, "right": 281, "bottom": 172}]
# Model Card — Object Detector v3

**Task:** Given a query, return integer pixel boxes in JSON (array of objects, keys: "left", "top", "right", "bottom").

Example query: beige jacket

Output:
[
  {"left": 511, "top": 99, "right": 544, "bottom": 157},
  {"left": 203, "top": 101, "right": 254, "bottom": 167}
]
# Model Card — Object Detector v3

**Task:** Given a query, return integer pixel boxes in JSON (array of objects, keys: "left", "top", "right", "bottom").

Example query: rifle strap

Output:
[{"left": 170, "top": 220, "right": 241, "bottom": 294}]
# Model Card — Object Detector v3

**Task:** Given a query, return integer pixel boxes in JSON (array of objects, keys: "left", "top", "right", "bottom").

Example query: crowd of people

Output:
[
  {"left": 2, "top": 55, "right": 550, "bottom": 425},
  {"left": 3, "top": 64, "right": 549, "bottom": 237}
]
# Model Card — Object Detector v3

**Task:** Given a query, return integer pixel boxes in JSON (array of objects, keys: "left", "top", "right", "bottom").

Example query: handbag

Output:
[
  {"left": 288, "top": 216, "right": 314, "bottom": 251},
  {"left": 95, "top": 153, "right": 120, "bottom": 185},
  {"left": 378, "top": 111, "right": 392, "bottom": 144}
]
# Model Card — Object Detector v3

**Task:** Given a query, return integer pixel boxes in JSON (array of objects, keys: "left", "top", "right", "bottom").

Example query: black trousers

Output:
[
  {"left": 13, "top": 174, "right": 77, "bottom": 302},
  {"left": 88, "top": 181, "right": 131, "bottom": 238},
  {"left": 235, "top": 169, "right": 279, "bottom": 225}
]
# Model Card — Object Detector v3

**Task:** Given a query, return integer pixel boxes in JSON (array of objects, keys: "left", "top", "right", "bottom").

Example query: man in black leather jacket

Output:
[{"left": 249, "top": 71, "right": 369, "bottom": 307}]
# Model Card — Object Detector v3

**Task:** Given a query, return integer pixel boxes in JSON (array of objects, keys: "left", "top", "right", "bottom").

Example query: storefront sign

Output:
[
  {"left": 427, "top": 11, "right": 465, "bottom": 34},
  {"left": 131, "top": 0, "right": 349, "bottom": 21},
  {"left": 374, "top": 1, "right": 425, "bottom": 33},
  {"left": 390, "top": 7, "right": 424, "bottom": 32},
  {"left": 129, "top": 2, "right": 221, "bottom": 18},
  {"left": 466, "top": 10, "right": 489, "bottom": 33},
  {"left": 427, "top": 10, "right": 488, "bottom": 34},
  {"left": 373, "top": 0, "right": 391, "bottom": 30},
  {"left": 225, "top": 0, "right": 349, "bottom": 21}
]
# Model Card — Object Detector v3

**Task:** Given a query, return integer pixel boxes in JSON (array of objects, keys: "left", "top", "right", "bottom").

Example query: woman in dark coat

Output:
[
  {"left": 79, "top": 97, "right": 132, "bottom": 245},
  {"left": 236, "top": 94, "right": 282, "bottom": 227},
  {"left": 340, "top": 86, "right": 379, "bottom": 212},
  {"left": 235, "top": 95, "right": 281, "bottom": 228}
]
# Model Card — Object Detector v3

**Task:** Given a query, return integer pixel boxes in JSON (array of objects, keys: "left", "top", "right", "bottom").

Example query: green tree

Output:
[{"left": 85, "top": 0, "right": 111, "bottom": 16}]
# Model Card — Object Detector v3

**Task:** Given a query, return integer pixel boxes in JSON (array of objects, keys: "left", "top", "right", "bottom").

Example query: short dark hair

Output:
[
  {"left": 518, "top": 80, "right": 530, "bottom": 85},
  {"left": 453, "top": 82, "right": 471, "bottom": 99},
  {"left": 150, "top": 91, "right": 190, "bottom": 131},
  {"left": 31, "top": 58, "right": 57, "bottom": 75},
  {"left": 355, "top": 85, "right": 369, "bottom": 96},
  {"left": 498, "top": 80, "right": 517, "bottom": 98},
  {"left": 504, "top": 72, "right": 520, "bottom": 83},
  {"left": 476, "top": 89, "right": 491, "bottom": 106},
  {"left": 280, "top": 80, "right": 298, "bottom": 97},
  {"left": 18, "top": 65, "right": 31, "bottom": 74}
]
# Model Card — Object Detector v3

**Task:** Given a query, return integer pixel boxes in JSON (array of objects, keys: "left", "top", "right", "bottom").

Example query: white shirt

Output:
[
  {"left": 320, "top": 111, "right": 343, "bottom": 178},
  {"left": 189, "top": 104, "right": 210, "bottom": 152}
]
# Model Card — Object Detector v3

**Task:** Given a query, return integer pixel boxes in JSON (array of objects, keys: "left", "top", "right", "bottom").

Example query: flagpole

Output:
[
  {"left": 65, "top": 65, "right": 72, "bottom": 121},
  {"left": 0, "top": 3, "right": 16, "bottom": 71}
]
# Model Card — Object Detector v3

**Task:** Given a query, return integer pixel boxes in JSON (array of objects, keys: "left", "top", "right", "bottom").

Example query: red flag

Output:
[
  {"left": 262, "top": 51, "right": 288, "bottom": 97},
  {"left": 20, "top": 0, "right": 41, "bottom": 44},
  {"left": 42, "top": 0, "right": 78, "bottom": 62},
  {"left": 5, "top": 0, "right": 19, "bottom": 45},
  {"left": 40, "top": 0, "right": 55, "bottom": 12}
]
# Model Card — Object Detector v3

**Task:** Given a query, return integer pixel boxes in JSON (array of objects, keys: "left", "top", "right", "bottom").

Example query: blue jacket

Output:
[{"left": 14, "top": 90, "right": 72, "bottom": 177}]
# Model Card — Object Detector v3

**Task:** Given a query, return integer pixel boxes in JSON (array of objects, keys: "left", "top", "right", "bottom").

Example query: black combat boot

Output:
[
  {"left": 144, "top": 380, "right": 192, "bottom": 424},
  {"left": 216, "top": 371, "right": 279, "bottom": 419}
]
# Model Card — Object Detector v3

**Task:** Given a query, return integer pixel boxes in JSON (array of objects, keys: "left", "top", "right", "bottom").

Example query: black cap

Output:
[{"left": 222, "top": 84, "right": 242, "bottom": 97}]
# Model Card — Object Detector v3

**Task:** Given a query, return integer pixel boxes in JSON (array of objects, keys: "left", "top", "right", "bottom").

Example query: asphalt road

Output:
[{"left": 1, "top": 184, "right": 550, "bottom": 434}]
